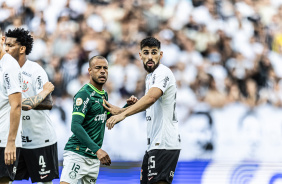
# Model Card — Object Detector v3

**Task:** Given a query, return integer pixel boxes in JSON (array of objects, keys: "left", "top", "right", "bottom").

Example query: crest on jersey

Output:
[
  {"left": 76, "top": 98, "right": 83, "bottom": 106},
  {"left": 22, "top": 80, "right": 29, "bottom": 92}
]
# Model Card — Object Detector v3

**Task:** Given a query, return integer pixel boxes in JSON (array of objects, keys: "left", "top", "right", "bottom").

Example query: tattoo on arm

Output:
[
  {"left": 34, "top": 94, "right": 53, "bottom": 110},
  {"left": 22, "top": 94, "right": 53, "bottom": 110}
]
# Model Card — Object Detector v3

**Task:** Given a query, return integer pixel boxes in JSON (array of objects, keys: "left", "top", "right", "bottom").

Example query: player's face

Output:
[
  {"left": 5, "top": 37, "right": 22, "bottom": 61},
  {"left": 139, "top": 46, "right": 163, "bottom": 73},
  {"left": 88, "top": 59, "right": 108, "bottom": 85}
]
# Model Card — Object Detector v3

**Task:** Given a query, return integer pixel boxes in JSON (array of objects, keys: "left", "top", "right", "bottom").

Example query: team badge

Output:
[
  {"left": 69, "top": 171, "right": 76, "bottom": 179},
  {"left": 22, "top": 80, "right": 29, "bottom": 92},
  {"left": 76, "top": 98, "right": 83, "bottom": 106}
]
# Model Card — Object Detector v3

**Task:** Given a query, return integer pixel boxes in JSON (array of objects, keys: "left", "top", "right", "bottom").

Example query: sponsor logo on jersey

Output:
[
  {"left": 148, "top": 172, "right": 157, "bottom": 176},
  {"left": 40, "top": 175, "right": 48, "bottom": 179},
  {"left": 4, "top": 73, "right": 10, "bottom": 89},
  {"left": 163, "top": 76, "right": 169, "bottom": 88},
  {"left": 152, "top": 74, "right": 156, "bottom": 84},
  {"left": 36, "top": 76, "right": 43, "bottom": 90},
  {"left": 94, "top": 112, "right": 107, "bottom": 122},
  {"left": 22, "top": 115, "right": 30, "bottom": 120},
  {"left": 22, "top": 80, "right": 29, "bottom": 92},
  {"left": 22, "top": 136, "right": 32, "bottom": 142},
  {"left": 76, "top": 98, "right": 83, "bottom": 106},
  {"left": 39, "top": 170, "right": 50, "bottom": 175},
  {"left": 148, "top": 176, "right": 154, "bottom": 181},
  {"left": 18, "top": 73, "right": 22, "bottom": 88},
  {"left": 82, "top": 98, "right": 89, "bottom": 113},
  {"left": 22, "top": 71, "right": 32, "bottom": 77},
  {"left": 69, "top": 171, "right": 76, "bottom": 179}
]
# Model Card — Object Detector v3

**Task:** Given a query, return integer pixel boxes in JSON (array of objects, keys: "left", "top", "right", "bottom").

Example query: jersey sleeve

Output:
[
  {"left": 4, "top": 63, "right": 22, "bottom": 96},
  {"left": 150, "top": 69, "right": 173, "bottom": 93},
  {"left": 34, "top": 66, "right": 49, "bottom": 94},
  {"left": 71, "top": 91, "right": 101, "bottom": 153}
]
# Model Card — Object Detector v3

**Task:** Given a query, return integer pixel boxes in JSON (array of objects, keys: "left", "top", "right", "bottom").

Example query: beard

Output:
[
  {"left": 143, "top": 61, "right": 159, "bottom": 73},
  {"left": 92, "top": 76, "right": 107, "bottom": 85}
]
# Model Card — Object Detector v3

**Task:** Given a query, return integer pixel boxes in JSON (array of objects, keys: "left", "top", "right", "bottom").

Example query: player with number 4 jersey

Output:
[{"left": 5, "top": 28, "right": 59, "bottom": 184}]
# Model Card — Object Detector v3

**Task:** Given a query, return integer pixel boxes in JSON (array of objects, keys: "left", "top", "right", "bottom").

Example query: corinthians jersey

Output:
[
  {"left": 64, "top": 83, "right": 109, "bottom": 159},
  {"left": 0, "top": 54, "right": 22, "bottom": 147},
  {"left": 21, "top": 60, "right": 57, "bottom": 148},
  {"left": 145, "top": 64, "right": 181, "bottom": 151}
]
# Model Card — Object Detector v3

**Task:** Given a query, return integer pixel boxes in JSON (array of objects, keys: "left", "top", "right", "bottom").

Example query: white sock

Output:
[{"left": 37, "top": 182, "right": 53, "bottom": 184}]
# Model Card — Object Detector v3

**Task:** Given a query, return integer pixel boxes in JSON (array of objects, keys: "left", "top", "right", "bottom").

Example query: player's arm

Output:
[
  {"left": 22, "top": 82, "right": 54, "bottom": 111},
  {"left": 5, "top": 92, "right": 22, "bottom": 165},
  {"left": 33, "top": 93, "right": 53, "bottom": 110},
  {"left": 106, "top": 87, "right": 162, "bottom": 130},
  {"left": 103, "top": 95, "right": 138, "bottom": 115},
  {"left": 71, "top": 113, "right": 111, "bottom": 165}
]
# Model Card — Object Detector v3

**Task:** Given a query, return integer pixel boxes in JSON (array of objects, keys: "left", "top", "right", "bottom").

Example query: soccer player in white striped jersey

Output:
[
  {"left": 104, "top": 37, "right": 181, "bottom": 184},
  {"left": 0, "top": 30, "right": 22, "bottom": 184},
  {"left": 5, "top": 28, "right": 58, "bottom": 184}
]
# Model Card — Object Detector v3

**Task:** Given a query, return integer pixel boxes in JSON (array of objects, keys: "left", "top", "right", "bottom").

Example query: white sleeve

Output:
[
  {"left": 151, "top": 70, "right": 173, "bottom": 93},
  {"left": 33, "top": 66, "right": 49, "bottom": 94},
  {"left": 4, "top": 65, "right": 22, "bottom": 96}
]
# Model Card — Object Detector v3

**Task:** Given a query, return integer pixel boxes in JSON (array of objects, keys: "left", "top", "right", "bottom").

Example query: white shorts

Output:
[{"left": 60, "top": 151, "right": 100, "bottom": 184}]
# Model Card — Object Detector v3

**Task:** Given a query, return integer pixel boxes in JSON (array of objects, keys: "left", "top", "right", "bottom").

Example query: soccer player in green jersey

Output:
[{"left": 60, "top": 55, "right": 137, "bottom": 184}]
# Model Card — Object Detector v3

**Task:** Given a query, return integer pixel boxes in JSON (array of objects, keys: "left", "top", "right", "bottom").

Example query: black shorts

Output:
[
  {"left": 140, "top": 149, "right": 180, "bottom": 184},
  {"left": 0, "top": 147, "right": 21, "bottom": 181},
  {"left": 14, "top": 143, "right": 59, "bottom": 183}
]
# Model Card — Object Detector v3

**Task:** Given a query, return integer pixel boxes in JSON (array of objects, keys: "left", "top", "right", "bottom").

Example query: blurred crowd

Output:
[{"left": 2, "top": 0, "right": 282, "bottom": 161}]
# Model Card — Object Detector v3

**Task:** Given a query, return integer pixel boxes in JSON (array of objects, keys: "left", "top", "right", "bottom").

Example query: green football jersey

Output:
[{"left": 64, "top": 83, "right": 109, "bottom": 159}]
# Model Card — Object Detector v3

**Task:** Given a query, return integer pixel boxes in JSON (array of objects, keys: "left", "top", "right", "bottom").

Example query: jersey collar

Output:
[{"left": 87, "top": 83, "right": 105, "bottom": 95}]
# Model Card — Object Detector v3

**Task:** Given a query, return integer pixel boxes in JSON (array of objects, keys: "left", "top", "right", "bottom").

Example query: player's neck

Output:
[
  {"left": 18, "top": 55, "right": 27, "bottom": 67},
  {"left": 90, "top": 81, "right": 103, "bottom": 91}
]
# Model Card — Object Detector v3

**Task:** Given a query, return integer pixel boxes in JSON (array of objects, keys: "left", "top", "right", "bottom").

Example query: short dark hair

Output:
[
  {"left": 89, "top": 55, "right": 107, "bottom": 67},
  {"left": 140, "top": 37, "right": 161, "bottom": 50},
  {"left": 5, "top": 28, "right": 33, "bottom": 55}
]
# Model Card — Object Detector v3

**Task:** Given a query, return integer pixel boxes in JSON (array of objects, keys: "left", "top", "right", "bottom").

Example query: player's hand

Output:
[
  {"left": 126, "top": 95, "right": 138, "bottom": 106},
  {"left": 43, "top": 82, "right": 55, "bottom": 94},
  {"left": 103, "top": 99, "right": 122, "bottom": 115},
  {"left": 106, "top": 114, "right": 126, "bottom": 130},
  {"left": 96, "top": 149, "right": 111, "bottom": 166},
  {"left": 5, "top": 140, "right": 16, "bottom": 165}
]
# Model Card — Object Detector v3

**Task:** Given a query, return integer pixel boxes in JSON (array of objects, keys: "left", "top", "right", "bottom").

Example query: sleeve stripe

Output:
[
  {"left": 72, "top": 112, "right": 85, "bottom": 118},
  {"left": 107, "top": 112, "right": 110, "bottom": 115}
]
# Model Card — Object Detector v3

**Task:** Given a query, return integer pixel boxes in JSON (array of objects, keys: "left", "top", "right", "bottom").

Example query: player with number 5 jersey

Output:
[{"left": 105, "top": 37, "right": 181, "bottom": 184}]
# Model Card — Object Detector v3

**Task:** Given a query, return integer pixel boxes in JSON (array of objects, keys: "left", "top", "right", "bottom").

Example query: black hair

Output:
[
  {"left": 5, "top": 28, "right": 33, "bottom": 55},
  {"left": 140, "top": 37, "right": 161, "bottom": 50},
  {"left": 89, "top": 55, "right": 107, "bottom": 67}
]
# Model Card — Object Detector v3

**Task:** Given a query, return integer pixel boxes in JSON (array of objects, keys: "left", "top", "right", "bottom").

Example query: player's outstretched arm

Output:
[
  {"left": 106, "top": 87, "right": 162, "bottom": 130},
  {"left": 22, "top": 82, "right": 54, "bottom": 111},
  {"left": 5, "top": 92, "right": 22, "bottom": 165},
  {"left": 103, "top": 95, "right": 138, "bottom": 115}
]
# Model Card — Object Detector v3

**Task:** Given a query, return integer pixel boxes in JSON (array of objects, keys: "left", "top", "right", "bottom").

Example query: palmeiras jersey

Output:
[
  {"left": 145, "top": 64, "right": 181, "bottom": 151},
  {"left": 0, "top": 54, "right": 22, "bottom": 147},
  {"left": 21, "top": 60, "right": 57, "bottom": 148},
  {"left": 64, "top": 83, "right": 109, "bottom": 159}
]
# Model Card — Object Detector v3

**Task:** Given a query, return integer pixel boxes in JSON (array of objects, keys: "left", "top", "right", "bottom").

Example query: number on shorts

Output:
[
  {"left": 148, "top": 156, "right": 155, "bottom": 169},
  {"left": 39, "top": 155, "right": 46, "bottom": 168},
  {"left": 71, "top": 163, "right": 81, "bottom": 173}
]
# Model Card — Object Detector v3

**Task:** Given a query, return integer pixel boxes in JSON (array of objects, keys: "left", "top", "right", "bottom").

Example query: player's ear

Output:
[
  {"left": 139, "top": 52, "right": 142, "bottom": 59},
  {"left": 160, "top": 51, "right": 163, "bottom": 59},
  {"left": 1, "top": 36, "right": 5, "bottom": 44},
  {"left": 88, "top": 67, "right": 91, "bottom": 74},
  {"left": 20, "top": 46, "right": 26, "bottom": 54}
]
